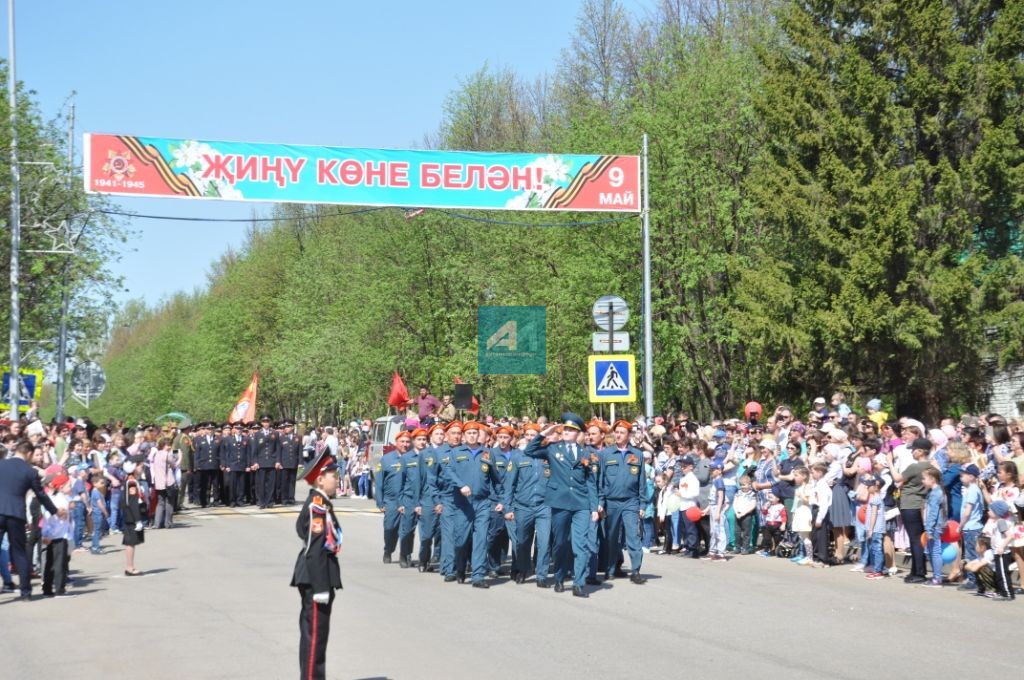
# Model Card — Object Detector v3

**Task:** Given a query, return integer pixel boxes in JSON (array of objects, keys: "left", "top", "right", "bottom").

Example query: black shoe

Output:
[
  {"left": 585, "top": 577, "right": 602, "bottom": 586},
  {"left": 572, "top": 586, "right": 588, "bottom": 598},
  {"left": 16, "top": 593, "right": 32, "bottom": 601},
  {"left": 444, "top": 575, "right": 457, "bottom": 583},
  {"left": 472, "top": 581, "right": 490, "bottom": 589},
  {"left": 613, "top": 568, "right": 628, "bottom": 578},
  {"left": 486, "top": 570, "right": 499, "bottom": 579},
  {"left": 536, "top": 579, "right": 551, "bottom": 589},
  {"left": 417, "top": 564, "right": 427, "bottom": 573},
  {"left": 399, "top": 558, "right": 410, "bottom": 569},
  {"left": 630, "top": 572, "right": 646, "bottom": 585},
  {"left": 904, "top": 575, "right": 926, "bottom": 584},
  {"left": 515, "top": 573, "right": 526, "bottom": 584},
  {"left": 457, "top": 573, "right": 466, "bottom": 584},
  {"left": 383, "top": 554, "right": 392, "bottom": 564},
  {"left": 553, "top": 581, "right": 565, "bottom": 593}
]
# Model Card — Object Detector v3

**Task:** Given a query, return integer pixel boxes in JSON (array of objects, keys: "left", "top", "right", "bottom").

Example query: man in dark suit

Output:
[
  {"left": 276, "top": 420, "right": 302, "bottom": 505},
  {"left": 0, "top": 440, "right": 62, "bottom": 600},
  {"left": 254, "top": 415, "right": 280, "bottom": 509},
  {"left": 524, "top": 413, "right": 599, "bottom": 597}
]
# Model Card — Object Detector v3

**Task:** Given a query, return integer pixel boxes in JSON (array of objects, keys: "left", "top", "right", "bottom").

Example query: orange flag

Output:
[
  {"left": 228, "top": 373, "right": 259, "bottom": 424},
  {"left": 387, "top": 371, "right": 410, "bottom": 410},
  {"left": 453, "top": 376, "right": 480, "bottom": 414}
]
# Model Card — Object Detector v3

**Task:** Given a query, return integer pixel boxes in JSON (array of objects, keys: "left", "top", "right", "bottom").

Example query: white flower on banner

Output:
[
  {"left": 171, "top": 140, "right": 213, "bottom": 172},
  {"left": 503, "top": 155, "right": 571, "bottom": 210},
  {"left": 216, "top": 181, "right": 243, "bottom": 200}
]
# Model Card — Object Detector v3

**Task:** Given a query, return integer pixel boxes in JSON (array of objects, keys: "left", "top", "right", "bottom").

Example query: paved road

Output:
[{"left": 2, "top": 492, "right": 1019, "bottom": 679}]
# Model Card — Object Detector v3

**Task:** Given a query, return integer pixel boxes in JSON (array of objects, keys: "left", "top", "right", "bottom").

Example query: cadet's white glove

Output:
[
  {"left": 134, "top": 521, "right": 144, "bottom": 531},
  {"left": 312, "top": 592, "right": 330, "bottom": 604}
]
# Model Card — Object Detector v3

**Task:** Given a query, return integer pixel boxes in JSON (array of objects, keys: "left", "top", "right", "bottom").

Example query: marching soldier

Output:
[
  {"left": 445, "top": 421, "right": 502, "bottom": 588},
  {"left": 375, "top": 430, "right": 407, "bottom": 563},
  {"left": 291, "top": 448, "right": 343, "bottom": 680},
  {"left": 437, "top": 421, "right": 463, "bottom": 580},
  {"left": 193, "top": 423, "right": 221, "bottom": 508},
  {"left": 277, "top": 420, "right": 302, "bottom": 505},
  {"left": 397, "top": 428, "right": 427, "bottom": 568},
  {"left": 584, "top": 420, "right": 609, "bottom": 585},
  {"left": 246, "top": 422, "right": 261, "bottom": 505},
  {"left": 598, "top": 420, "right": 647, "bottom": 584},
  {"left": 416, "top": 423, "right": 445, "bottom": 572},
  {"left": 220, "top": 423, "right": 249, "bottom": 507},
  {"left": 524, "top": 413, "right": 599, "bottom": 598},
  {"left": 253, "top": 415, "right": 280, "bottom": 509},
  {"left": 502, "top": 423, "right": 552, "bottom": 586},
  {"left": 486, "top": 425, "right": 514, "bottom": 577}
]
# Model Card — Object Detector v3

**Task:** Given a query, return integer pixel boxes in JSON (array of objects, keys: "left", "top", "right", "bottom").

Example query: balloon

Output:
[
  {"left": 942, "top": 542, "right": 958, "bottom": 565},
  {"left": 857, "top": 505, "right": 867, "bottom": 524},
  {"left": 941, "top": 520, "right": 961, "bottom": 544},
  {"left": 685, "top": 506, "right": 703, "bottom": 522}
]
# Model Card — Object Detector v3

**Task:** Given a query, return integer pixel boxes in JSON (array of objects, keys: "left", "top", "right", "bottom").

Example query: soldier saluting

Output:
[{"left": 291, "top": 448, "right": 343, "bottom": 680}]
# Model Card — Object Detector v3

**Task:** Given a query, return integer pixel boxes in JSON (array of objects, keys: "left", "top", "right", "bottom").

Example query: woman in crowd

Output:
[{"left": 149, "top": 437, "right": 178, "bottom": 529}]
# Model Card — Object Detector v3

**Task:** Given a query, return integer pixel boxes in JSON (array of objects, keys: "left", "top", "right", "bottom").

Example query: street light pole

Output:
[
  {"left": 641, "top": 133, "right": 654, "bottom": 419},
  {"left": 55, "top": 103, "right": 75, "bottom": 422},
  {"left": 7, "top": 0, "right": 22, "bottom": 419}
]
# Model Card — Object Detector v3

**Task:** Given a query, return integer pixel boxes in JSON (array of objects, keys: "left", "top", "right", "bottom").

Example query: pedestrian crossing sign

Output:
[{"left": 588, "top": 354, "right": 636, "bottom": 403}]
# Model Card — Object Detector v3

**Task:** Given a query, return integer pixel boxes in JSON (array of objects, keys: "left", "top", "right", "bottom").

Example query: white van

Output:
[{"left": 369, "top": 414, "right": 407, "bottom": 478}]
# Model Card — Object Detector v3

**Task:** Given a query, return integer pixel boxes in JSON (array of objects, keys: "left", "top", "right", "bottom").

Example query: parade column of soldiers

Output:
[
  {"left": 180, "top": 415, "right": 301, "bottom": 510},
  {"left": 374, "top": 413, "right": 648, "bottom": 597}
]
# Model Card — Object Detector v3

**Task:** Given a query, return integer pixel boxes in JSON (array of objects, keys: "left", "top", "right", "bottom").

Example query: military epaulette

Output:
[{"left": 310, "top": 495, "right": 327, "bottom": 515}]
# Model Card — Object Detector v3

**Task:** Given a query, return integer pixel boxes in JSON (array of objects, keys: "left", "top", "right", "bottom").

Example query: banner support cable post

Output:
[
  {"left": 7, "top": 0, "right": 21, "bottom": 419},
  {"left": 641, "top": 133, "right": 654, "bottom": 420},
  {"left": 55, "top": 103, "right": 74, "bottom": 422},
  {"left": 608, "top": 299, "right": 615, "bottom": 424}
]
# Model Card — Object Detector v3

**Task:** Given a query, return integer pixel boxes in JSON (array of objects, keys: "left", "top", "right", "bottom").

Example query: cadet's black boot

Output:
[
  {"left": 572, "top": 586, "right": 588, "bottom": 598},
  {"left": 630, "top": 572, "right": 646, "bottom": 585},
  {"left": 515, "top": 572, "right": 526, "bottom": 584},
  {"left": 613, "top": 567, "right": 628, "bottom": 578},
  {"left": 399, "top": 557, "right": 410, "bottom": 569},
  {"left": 444, "top": 574, "right": 457, "bottom": 583},
  {"left": 383, "top": 553, "right": 392, "bottom": 564},
  {"left": 553, "top": 581, "right": 565, "bottom": 593},
  {"left": 585, "top": 576, "right": 602, "bottom": 586},
  {"left": 472, "top": 581, "right": 490, "bottom": 589},
  {"left": 535, "top": 579, "right": 551, "bottom": 588}
]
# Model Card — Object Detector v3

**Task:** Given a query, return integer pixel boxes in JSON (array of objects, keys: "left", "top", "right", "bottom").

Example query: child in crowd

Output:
[
  {"left": 41, "top": 471, "right": 74, "bottom": 597},
  {"left": 759, "top": 492, "right": 787, "bottom": 556},
  {"left": 958, "top": 464, "right": 985, "bottom": 590},
  {"left": 790, "top": 467, "right": 813, "bottom": 564},
  {"left": 707, "top": 463, "right": 727, "bottom": 561},
  {"left": 862, "top": 475, "right": 886, "bottom": 579},
  {"left": 922, "top": 467, "right": 947, "bottom": 588},
  {"left": 105, "top": 451, "right": 125, "bottom": 533},
  {"left": 985, "top": 500, "right": 1017, "bottom": 600},
  {"left": 70, "top": 467, "right": 89, "bottom": 552},
  {"left": 733, "top": 475, "right": 757, "bottom": 555},
  {"left": 964, "top": 535, "right": 998, "bottom": 598},
  {"left": 89, "top": 475, "right": 110, "bottom": 555},
  {"left": 810, "top": 462, "right": 833, "bottom": 567},
  {"left": 677, "top": 456, "right": 701, "bottom": 558}
]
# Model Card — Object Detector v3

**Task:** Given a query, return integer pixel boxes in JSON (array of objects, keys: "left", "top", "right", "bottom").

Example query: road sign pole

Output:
[
  {"left": 641, "top": 133, "right": 654, "bottom": 419},
  {"left": 7, "top": 0, "right": 22, "bottom": 420}
]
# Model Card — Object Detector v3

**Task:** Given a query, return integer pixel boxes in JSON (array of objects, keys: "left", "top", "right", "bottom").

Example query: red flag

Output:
[
  {"left": 453, "top": 376, "right": 480, "bottom": 414},
  {"left": 387, "top": 371, "right": 410, "bottom": 410},
  {"left": 228, "top": 373, "right": 259, "bottom": 424}
]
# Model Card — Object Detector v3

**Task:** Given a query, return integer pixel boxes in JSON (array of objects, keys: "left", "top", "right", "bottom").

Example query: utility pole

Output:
[
  {"left": 7, "top": 0, "right": 22, "bottom": 419},
  {"left": 55, "top": 103, "right": 74, "bottom": 422},
  {"left": 641, "top": 133, "right": 654, "bottom": 419}
]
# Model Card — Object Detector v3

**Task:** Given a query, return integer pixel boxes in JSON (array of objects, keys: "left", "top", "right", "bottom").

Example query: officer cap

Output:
[
  {"left": 231, "top": 422, "right": 243, "bottom": 429},
  {"left": 221, "top": 423, "right": 231, "bottom": 431},
  {"left": 281, "top": 419, "right": 296, "bottom": 427},
  {"left": 249, "top": 422, "right": 260, "bottom": 431},
  {"left": 560, "top": 412, "right": 585, "bottom": 431},
  {"left": 303, "top": 449, "right": 338, "bottom": 484},
  {"left": 259, "top": 414, "right": 272, "bottom": 422}
]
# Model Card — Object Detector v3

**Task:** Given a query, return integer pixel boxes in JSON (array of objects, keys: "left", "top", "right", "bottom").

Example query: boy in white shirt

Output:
[
  {"left": 677, "top": 456, "right": 701, "bottom": 558},
  {"left": 809, "top": 463, "right": 833, "bottom": 567},
  {"left": 41, "top": 472, "right": 75, "bottom": 598}
]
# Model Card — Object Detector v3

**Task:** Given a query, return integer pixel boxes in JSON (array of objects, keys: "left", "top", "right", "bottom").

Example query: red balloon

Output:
[
  {"left": 857, "top": 505, "right": 867, "bottom": 524},
  {"left": 941, "top": 520, "right": 961, "bottom": 544},
  {"left": 685, "top": 506, "right": 703, "bottom": 522}
]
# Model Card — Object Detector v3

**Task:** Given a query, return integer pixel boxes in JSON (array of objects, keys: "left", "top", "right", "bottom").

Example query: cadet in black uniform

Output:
[
  {"left": 193, "top": 423, "right": 221, "bottom": 508},
  {"left": 277, "top": 420, "right": 302, "bottom": 505},
  {"left": 246, "top": 422, "right": 260, "bottom": 504},
  {"left": 220, "top": 423, "right": 250, "bottom": 506},
  {"left": 291, "top": 449, "right": 343, "bottom": 680},
  {"left": 253, "top": 415, "right": 280, "bottom": 509}
]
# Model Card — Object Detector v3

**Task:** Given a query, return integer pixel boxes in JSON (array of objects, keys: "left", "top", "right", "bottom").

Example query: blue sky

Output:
[{"left": 3, "top": 0, "right": 646, "bottom": 307}]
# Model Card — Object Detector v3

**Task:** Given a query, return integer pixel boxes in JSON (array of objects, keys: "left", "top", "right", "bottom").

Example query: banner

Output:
[
  {"left": 84, "top": 134, "right": 641, "bottom": 213},
  {"left": 227, "top": 372, "right": 259, "bottom": 424}
]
